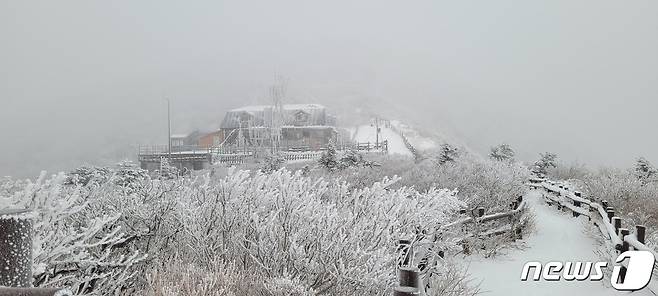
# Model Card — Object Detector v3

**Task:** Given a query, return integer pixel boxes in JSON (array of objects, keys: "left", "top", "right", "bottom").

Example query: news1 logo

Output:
[{"left": 521, "top": 251, "right": 656, "bottom": 291}]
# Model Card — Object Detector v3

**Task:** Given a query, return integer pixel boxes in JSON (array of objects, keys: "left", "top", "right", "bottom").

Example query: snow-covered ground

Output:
[
  {"left": 467, "top": 190, "right": 653, "bottom": 296},
  {"left": 352, "top": 125, "right": 413, "bottom": 156},
  {"left": 390, "top": 120, "right": 437, "bottom": 151}
]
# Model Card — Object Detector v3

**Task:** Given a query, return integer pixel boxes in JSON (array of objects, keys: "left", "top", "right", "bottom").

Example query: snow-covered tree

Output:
[
  {"left": 436, "top": 143, "right": 459, "bottom": 165},
  {"left": 489, "top": 143, "right": 515, "bottom": 162},
  {"left": 318, "top": 141, "right": 340, "bottom": 171},
  {"left": 532, "top": 152, "right": 557, "bottom": 176},
  {"left": 635, "top": 157, "right": 657, "bottom": 184}
]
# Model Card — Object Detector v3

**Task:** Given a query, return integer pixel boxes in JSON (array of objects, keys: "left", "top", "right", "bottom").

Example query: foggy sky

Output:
[{"left": 1, "top": 0, "right": 657, "bottom": 178}]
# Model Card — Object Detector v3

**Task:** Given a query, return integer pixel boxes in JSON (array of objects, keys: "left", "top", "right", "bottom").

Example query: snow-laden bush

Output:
[
  {"left": 581, "top": 168, "right": 658, "bottom": 248},
  {"left": 550, "top": 164, "right": 658, "bottom": 253},
  {"left": 314, "top": 152, "right": 528, "bottom": 213},
  {"left": 1, "top": 172, "right": 146, "bottom": 295},
  {"left": 2, "top": 165, "right": 477, "bottom": 295},
  {"left": 259, "top": 151, "right": 286, "bottom": 173},
  {"left": 64, "top": 166, "right": 111, "bottom": 186},
  {"left": 144, "top": 259, "right": 311, "bottom": 296},
  {"left": 176, "top": 168, "right": 463, "bottom": 295},
  {"left": 401, "top": 155, "right": 529, "bottom": 212}
]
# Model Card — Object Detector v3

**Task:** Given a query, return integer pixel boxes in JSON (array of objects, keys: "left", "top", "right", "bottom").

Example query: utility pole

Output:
[
  {"left": 375, "top": 116, "right": 380, "bottom": 149},
  {"left": 166, "top": 98, "right": 171, "bottom": 158}
]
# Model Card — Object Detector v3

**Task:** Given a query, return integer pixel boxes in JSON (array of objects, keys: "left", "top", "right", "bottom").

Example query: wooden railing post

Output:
[
  {"left": 606, "top": 208, "right": 615, "bottom": 223},
  {"left": 612, "top": 217, "right": 621, "bottom": 235},
  {"left": 0, "top": 209, "right": 33, "bottom": 288},
  {"left": 618, "top": 228, "right": 630, "bottom": 283},
  {"left": 394, "top": 287, "right": 420, "bottom": 296},
  {"left": 636, "top": 225, "right": 646, "bottom": 244},
  {"left": 395, "top": 267, "right": 421, "bottom": 296},
  {"left": 398, "top": 268, "right": 420, "bottom": 289}
]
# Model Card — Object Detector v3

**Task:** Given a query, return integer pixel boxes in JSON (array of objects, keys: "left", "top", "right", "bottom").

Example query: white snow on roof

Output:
[
  {"left": 230, "top": 105, "right": 269, "bottom": 112},
  {"left": 230, "top": 104, "right": 325, "bottom": 112}
]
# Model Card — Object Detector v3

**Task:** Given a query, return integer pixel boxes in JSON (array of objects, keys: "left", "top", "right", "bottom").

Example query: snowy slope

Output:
[
  {"left": 467, "top": 190, "right": 653, "bottom": 296},
  {"left": 353, "top": 125, "right": 413, "bottom": 156},
  {"left": 390, "top": 120, "right": 437, "bottom": 151}
]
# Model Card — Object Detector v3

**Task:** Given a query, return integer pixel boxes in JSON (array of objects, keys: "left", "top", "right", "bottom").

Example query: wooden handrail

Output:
[{"left": 537, "top": 180, "right": 654, "bottom": 261}]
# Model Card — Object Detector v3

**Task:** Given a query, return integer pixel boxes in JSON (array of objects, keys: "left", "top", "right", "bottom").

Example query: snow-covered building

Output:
[
  {"left": 216, "top": 104, "right": 338, "bottom": 150},
  {"left": 169, "top": 130, "right": 203, "bottom": 150}
]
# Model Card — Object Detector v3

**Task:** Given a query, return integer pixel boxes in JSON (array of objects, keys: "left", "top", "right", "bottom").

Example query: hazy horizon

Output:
[{"left": 2, "top": 0, "right": 657, "bottom": 178}]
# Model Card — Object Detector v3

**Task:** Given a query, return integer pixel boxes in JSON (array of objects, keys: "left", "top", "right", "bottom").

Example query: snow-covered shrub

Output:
[
  {"left": 320, "top": 155, "right": 414, "bottom": 190},
  {"left": 425, "top": 260, "right": 481, "bottom": 296},
  {"left": 339, "top": 148, "right": 378, "bottom": 168},
  {"left": 143, "top": 260, "right": 273, "bottom": 296},
  {"left": 552, "top": 163, "right": 658, "bottom": 253},
  {"left": 155, "top": 157, "right": 179, "bottom": 179},
  {"left": 259, "top": 151, "right": 286, "bottom": 173},
  {"left": 175, "top": 168, "right": 464, "bottom": 295},
  {"left": 1, "top": 172, "right": 145, "bottom": 295},
  {"left": 580, "top": 168, "right": 658, "bottom": 248},
  {"left": 113, "top": 161, "right": 149, "bottom": 192},
  {"left": 2, "top": 163, "right": 495, "bottom": 295},
  {"left": 548, "top": 161, "right": 589, "bottom": 182},
  {"left": 403, "top": 155, "right": 529, "bottom": 212},
  {"left": 65, "top": 166, "right": 111, "bottom": 186},
  {"left": 313, "top": 150, "right": 528, "bottom": 213}
]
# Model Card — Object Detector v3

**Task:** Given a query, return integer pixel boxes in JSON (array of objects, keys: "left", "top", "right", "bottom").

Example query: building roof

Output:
[
  {"left": 220, "top": 104, "right": 329, "bottom": 129},
  {"left": 230, "top": 103, "right": 325, "bottom": 112}
]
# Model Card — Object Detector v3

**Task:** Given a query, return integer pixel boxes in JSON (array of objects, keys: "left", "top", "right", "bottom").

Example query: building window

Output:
[{"left": 294, "top": 111, "right": 309, "bottom": 124}]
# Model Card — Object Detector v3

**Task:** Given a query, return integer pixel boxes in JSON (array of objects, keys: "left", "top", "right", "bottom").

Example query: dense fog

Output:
[{"left": 2, "top": 0, "right": 657, "bottom": 177}]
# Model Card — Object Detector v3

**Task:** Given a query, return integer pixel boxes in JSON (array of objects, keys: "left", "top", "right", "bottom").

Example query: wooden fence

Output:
[
  {"left": 0, "top": 209, "right": 71, "bottom": 295},
  {"left": 392, "top": 196, "right": 528, "bottom": 295},
  {"left": 389, "top": 125, "right": 423, "bottom": 162},
  {"left": 213, "top": 141, "right": 388, "bottom": 165},
  {"left": 531, "top": 178, "right": 658, "bottom": 293}
]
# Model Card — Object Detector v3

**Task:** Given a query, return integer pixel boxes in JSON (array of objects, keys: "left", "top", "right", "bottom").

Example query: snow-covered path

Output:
[
  {"left": 352, "top": 125, "right": 413, "bottom": 156},
  {"left": 467, "top": 190, "right": 653, "bottom": 296}
]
